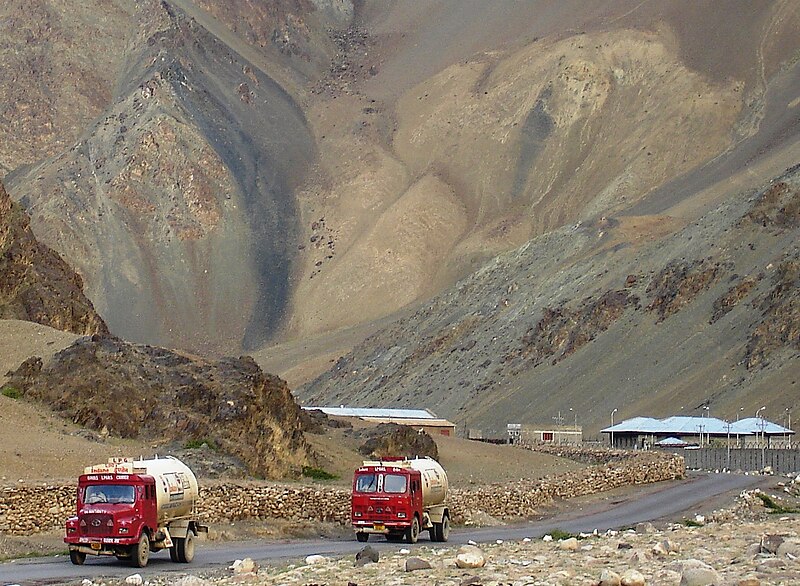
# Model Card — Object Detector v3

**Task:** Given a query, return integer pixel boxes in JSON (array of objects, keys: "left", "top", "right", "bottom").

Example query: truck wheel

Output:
[
  {"left": 169, "top": 544, "right": 179, "bottom": 562},
  {"left": 405, "top": 517, "right": 419, "bottom": 544},
  {"left": 439, "top": 514, "right": 450, "bottom": 542},
  {"left": 132, "top": 533, "right": 150, "bottom": 568},
  {"left": 69, "top": 550, "right": 86, "bottom": 565},
  {"left": 356, "top": 532, "right": 369, "bottom": 542},
  {"left": 176, "top": 531, "right": 195, "bottom": 563}
]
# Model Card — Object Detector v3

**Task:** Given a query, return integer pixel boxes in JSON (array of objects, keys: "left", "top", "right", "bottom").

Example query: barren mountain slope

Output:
[
  {"left": 2, "top": 1, "right": 798, "bottom": 361},
  {"left": 283, "top": 0, "right": 800, "bottom": 338},
  {"left": 300, "top": 164, "right": 800, "bottom": 436},
  {"left": 0, "top": 180, "right": 107, "bottom": 335},
  {"left": 8, "top": 0, "right": 321, "bottom": 352}
]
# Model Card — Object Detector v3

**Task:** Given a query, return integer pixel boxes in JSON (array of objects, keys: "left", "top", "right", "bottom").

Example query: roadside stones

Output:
[
  {"left": 456, "top": 545, "right": 486, "bottom": 568},
  {"left": 635, "top": 522, "right": 655, "bottom": 533},
  {"left": 355, "top": 545, "right": 379, "bottom": 566},
  {"left": 124, "top": 575, "right": 143, "bottom": 586},
  {"left": 620, "top": 569, "right": 646, "bottom": 586},
  {"left": 404, "top": 556, "right": 432, "bottom": 571},
  {"left": 598, "top": 568, "right": 621, "bottom": 586},
  {"left": 736, "top": 578, "right": 761, "bottom": 586},
  {"left": 653, "top": 538, "right": 680, "bottom": 557},
  {"left": 171, "top": 576, "right": 208, "bottom": 586},
  {"left": 305, "top": 554, "right": 329, "bottom": 565}
]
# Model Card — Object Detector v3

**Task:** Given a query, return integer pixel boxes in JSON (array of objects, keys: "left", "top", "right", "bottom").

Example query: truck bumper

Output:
[
  {"left": 352, "top": 521, "right": 409, "bottom": 535},
  {"left": 65, "top": 536, "right": 137, "bottom": 556}
]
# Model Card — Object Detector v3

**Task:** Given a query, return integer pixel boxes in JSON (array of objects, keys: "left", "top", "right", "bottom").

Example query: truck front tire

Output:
[
  {"left": 69, "top": 550, "right": 86, "bottom": 565},
  {"left": 405, "top": 517, "right": 420, "bottom": 544},
  {"left": 175, "top": 531, "right": 195, "bottom": 563},
  {"left": 132, "top": 533, "right": 150, "bottom": 568}
]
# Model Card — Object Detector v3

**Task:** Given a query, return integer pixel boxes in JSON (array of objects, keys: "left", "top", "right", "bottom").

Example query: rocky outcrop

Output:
[
  {"left": 5, "top": 335, "right": 313, "bottom": 478},
  {"left": 356, "top": 423, "right": 439, "bottom": 460},
  {"left": 646, "top": 260, "right": 724, "bottom": 322},
  {"left": 0, "top": 180, "right": 108, "bottom": 336}
]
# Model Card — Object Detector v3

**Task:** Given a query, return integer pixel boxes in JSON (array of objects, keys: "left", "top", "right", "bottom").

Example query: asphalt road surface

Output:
[{"left": 0, "top": 472, "right": 765, "bottom": 585}]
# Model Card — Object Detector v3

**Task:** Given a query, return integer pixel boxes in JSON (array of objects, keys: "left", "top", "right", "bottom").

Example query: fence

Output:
[{"left": 677, "top": 448, "right": 800, "bottom": 473}]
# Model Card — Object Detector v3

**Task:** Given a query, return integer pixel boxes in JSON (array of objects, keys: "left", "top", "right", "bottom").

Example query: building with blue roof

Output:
[{"left": 601, "top": 416, "right": 793, "bottom": 449}]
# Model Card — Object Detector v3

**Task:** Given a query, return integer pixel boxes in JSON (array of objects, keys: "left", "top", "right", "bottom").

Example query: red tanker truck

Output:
[
  {"left": 65, "top": 456, "right": 207, "bottom": 567},
  {"left": 351, "top": 457, "right": 450, "bottom": 543}
]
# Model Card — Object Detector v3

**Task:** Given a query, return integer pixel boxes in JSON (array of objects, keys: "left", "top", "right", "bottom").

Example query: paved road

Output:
[{"left": 0, "top": 473, "right": 764, "bottom": 585}]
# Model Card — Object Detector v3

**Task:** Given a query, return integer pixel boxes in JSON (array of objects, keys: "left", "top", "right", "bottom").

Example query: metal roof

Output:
[
  {"left": 302, "top": 407, "right": 437, "bottom": 420},
  {"left": 656, "top": 437, "right": 690, "bottom": 446},
  {"left": 601, "top": 416, "right": 793, "bottom": 436}
]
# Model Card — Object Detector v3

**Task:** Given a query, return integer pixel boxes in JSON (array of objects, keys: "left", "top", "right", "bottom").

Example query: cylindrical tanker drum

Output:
[
  {"left": 132, "top": 457, "right": 199, "bottom": 522},
  {"left": 407, "top": 457, "right": 448, "bottom": 507}
]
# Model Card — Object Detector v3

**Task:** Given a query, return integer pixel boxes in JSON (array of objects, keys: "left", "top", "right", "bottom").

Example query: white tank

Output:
[
  {"left": 85, "top": 456, "right": 199, "bottom": 523},
  {"left": 407, "top": 457, "right": 448, "bottom": 507}
]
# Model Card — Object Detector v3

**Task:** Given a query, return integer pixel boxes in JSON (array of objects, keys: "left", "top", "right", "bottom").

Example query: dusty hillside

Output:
[
  {"left": 4, "top": 335, "right": 314, "bottom": 479},
  {"left": 0, "top": 180, "right": 107, "bottom": 336},
  {"left": 301, "top": 164, "right": 800, "bottom": 436}
]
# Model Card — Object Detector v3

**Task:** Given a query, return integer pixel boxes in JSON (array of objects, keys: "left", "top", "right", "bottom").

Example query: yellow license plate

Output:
[
  {"left": 90, "top": 542, "right": 102, "bottom": 550},
  {"left": 373, "top": 524, "right": 385, "bottom": 531}
]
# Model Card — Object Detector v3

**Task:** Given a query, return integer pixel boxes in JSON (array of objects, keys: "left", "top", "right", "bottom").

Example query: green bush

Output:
[
  {"left": 184, "top": 438, "right": 216, "bottom": 450},
  {"left": 682, "top": 518, "right": 704, "bottom": 527},
  {"left": 756, "top": 492, "right": 798, "bottom": 514},
  {"left": 302, "top": 466, "right": 339, "bottom": 481},
  {"left": 547, "top": 528, "right": 578, "bottom": 541},
  {"left": 1, "top": 385, "right": 21, "bottom": 399}
]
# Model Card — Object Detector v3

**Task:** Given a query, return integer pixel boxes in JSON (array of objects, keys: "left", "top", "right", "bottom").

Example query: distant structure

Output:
[
  {"left": 507, "top": 423, "right": 583, "bottom": 446},
  {"left": 601, "top": 416, "right": 794, "bottom": 449},
  {"left": 302, "top": 406, "right": 457, "bottom": 436}
]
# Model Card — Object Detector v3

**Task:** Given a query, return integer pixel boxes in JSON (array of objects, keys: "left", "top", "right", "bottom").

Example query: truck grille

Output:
[{"left": 82, "top": 513, "right": 111, "bottom": 536}]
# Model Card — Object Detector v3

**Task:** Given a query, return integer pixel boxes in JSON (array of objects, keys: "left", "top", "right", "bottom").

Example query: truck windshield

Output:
[
  {"left": 383, "top": 474, "right": 407, "bottom": 493},
  {"left": 355, "top": 474, "right": 378, "bottom": 493},
  {"left": 85, "top": 484, "right": 135, "bottom": 504}
]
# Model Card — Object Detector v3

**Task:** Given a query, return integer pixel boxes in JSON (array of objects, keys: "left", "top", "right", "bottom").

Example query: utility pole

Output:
[{"left": 726, "top": 421, "right": 731, "bottom": 470}]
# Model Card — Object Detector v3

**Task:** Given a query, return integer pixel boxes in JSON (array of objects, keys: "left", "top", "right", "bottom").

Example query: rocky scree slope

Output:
[
  {"left": 301, "top": 164, "right": 800, "bottom": 435},
  {"left": 0, "top": 179, "right": 107, "bottom": 336},
  {"left": 5, "top": 335, "right": 314, "bottom": 479}
]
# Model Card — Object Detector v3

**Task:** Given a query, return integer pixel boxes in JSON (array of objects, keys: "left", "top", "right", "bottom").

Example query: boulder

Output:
[
  {"left": 559, "top": 537, "right": 580, "bottom": 551},
  {"left": 355, "top": 545, "right": 379, "bottom": 566},
  {"left": 678, "top": 559, "right": 722, "bottom": 586},
  {"left": 456, "top": 545, "right": 486, "bottom": 569},
  {"left": 598, "top": 568, "right": 621, "bottom": 586},
  {"left": 636, "top": 522, "right": 655, "bottom": 533},
  {"left": 776, "top": 538, "right": 800, "bottom": 558},
  {"left": 230, "top": 558, "right": 258, "bottom": 575},
  {"left": 404, "top": 557, "right": 433, "bottom": 571},
  {"left": 620, "top": 569, "right": 646, "bottom": 586},
  {"left": 305, "top": 554, "right": 329, "bottom": 565},
  {"left": 124, "top": 575, "right": 143, "bottom": 586}
]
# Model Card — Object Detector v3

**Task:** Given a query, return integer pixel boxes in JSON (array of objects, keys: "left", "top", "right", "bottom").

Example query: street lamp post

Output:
[
  {"left": 610, "top": 408, "right": 618, "bottom": 448},
  {"left": 756, "top": 406, "right": 766, "bottom": 470}
]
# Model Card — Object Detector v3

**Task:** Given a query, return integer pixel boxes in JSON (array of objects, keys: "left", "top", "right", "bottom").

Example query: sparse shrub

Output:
[
  {"left": 184, "top": 438, "right": 216, "bottom": 451},
  {"left": 756, "top": 492, "right": 798, "bottom": 514},
  {"left": 682, "top": 518, "right": 703, "bottom": 527},
  {"left": 547, "top": 528, "right": 578, "bottom": 541},
  {"left": 301, "top": 466, "right": 339, "bottom": 481},
  {"left": 1, "top": 385, "right": 21, "bottom": 399}
]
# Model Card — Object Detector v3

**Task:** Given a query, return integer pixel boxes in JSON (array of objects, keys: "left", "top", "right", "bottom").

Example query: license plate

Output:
[
  {"left": 90, "top": 542, "right": 102, "bottom": 550},
  {"left": 373, "top": 524, "right": 385, "bottom": 531}
]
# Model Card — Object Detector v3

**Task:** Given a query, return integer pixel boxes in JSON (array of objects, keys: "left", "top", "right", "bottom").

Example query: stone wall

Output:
[{"left": 0, "top": 450, "right": 683, "bottom": 536}]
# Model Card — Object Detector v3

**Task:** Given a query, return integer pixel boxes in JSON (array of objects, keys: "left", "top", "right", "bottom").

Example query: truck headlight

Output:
[
  {"left": 353, "top": 511, "right": 362, "bottom": 517},
  {"left": 119, "top": 527, "right": 129, "bottom": 534},
  {"left": 397, "top": 512, "right": 406, "bottom": 518}
]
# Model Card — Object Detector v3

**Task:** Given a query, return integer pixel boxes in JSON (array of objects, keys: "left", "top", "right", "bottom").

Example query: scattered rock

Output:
[
  {"left": 355, "top": 545, "right": 379, "bottom": 566},
  {"left": 456, "top": 545, "right": 486, "bottom": 569},
  {"left": 404, "top": 556, "right": 432, "bottom": 571},
  {"left": 620, "top": 568, "right": 646, "bottom": 586},
  {"left": 599, "top": 568, "right": 621, "bottom": 586},
  {"left": 124, "top": 574, "right": 143, "bottom": 586},
  {"left": 635, "top": 522, "right": 655, "bottom": 533},
  {"left": 230, "top": 557, "right": 258, "bottom": 575},
  {"left": 678, "top": 559, "right": 722, "bottom": 586},
  {"left": 760, "top": 534, "right": 786, "bottom": 554},
  {"left": 558, "top": 537, "right": 579, "bottom": 551},
  {"left": 777, "top": 537, "right": 800, "bottom": 558},
  {"left": 171, "top": 577, "right": 208, "bottom": 586},
  {"left": 305, "top": 554, "right": 329, "bottom": 564}
]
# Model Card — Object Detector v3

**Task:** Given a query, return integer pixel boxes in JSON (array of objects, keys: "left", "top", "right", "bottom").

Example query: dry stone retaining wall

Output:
[{"left": 0, "top": 450, "right": 683, "bottom": 536}]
